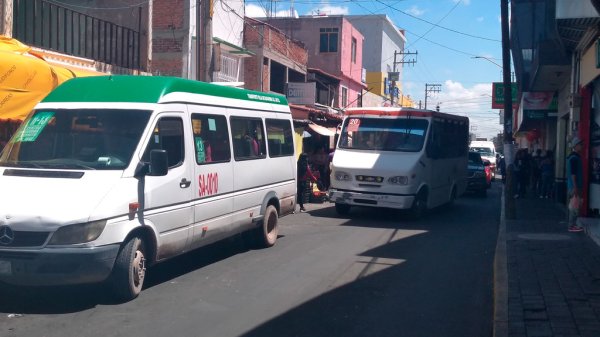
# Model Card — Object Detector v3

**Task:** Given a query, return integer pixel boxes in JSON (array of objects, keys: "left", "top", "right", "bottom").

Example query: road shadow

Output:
[
  {"left": 240, "top": 196, "right": 499, "bottom": 337},
  {"left": 0, "top": 233, "right": 263, "bottom": 314}
]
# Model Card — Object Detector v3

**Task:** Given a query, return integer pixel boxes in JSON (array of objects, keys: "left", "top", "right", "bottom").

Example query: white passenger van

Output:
[
  {"left": 469, "top": 140, "right": 497, "bottom": 179},
  {"left": 0, "top": 76, "right": 297, "bottom": 300},
  {"left": 329, "top": 107, "right": 469, "bottom": 217}
]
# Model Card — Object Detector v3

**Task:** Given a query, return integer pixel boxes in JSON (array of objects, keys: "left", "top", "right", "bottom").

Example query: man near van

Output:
[{"left": 566, "top": 136, "right": 584, "bottom": 232}]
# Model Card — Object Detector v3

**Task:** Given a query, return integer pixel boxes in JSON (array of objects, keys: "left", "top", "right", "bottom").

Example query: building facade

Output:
[
  {"left": 263, "top": 15, "right": 366, "bottom": 110},
  {"left": 511, "top": 0, "right": 600, "bottom": 214},
  {"left": 346, "top": 14, "right": 413, "bottom": 107}
]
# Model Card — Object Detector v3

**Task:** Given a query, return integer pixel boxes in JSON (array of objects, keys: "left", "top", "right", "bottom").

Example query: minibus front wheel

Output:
[
  {"left": 335, "top": 203, "right": 351, "bottom": 215},
  {"left": 111, "top": 236, "right": 146, "bottom": 301}
]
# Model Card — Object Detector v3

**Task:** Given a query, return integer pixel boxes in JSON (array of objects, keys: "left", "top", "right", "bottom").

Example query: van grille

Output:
[{"left": 0, "top": 231, "right": 50, "bottom": 248}]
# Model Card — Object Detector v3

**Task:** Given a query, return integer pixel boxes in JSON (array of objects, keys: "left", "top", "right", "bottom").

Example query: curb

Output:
[{"left": 493, "top": 186, "right": 508, "bottom": 337}]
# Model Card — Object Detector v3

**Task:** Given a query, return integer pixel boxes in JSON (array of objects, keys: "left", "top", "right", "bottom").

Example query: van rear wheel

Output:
[
  {"left": 110, "top": 236, "right": 146, "bottom": 301},
  {"left": 254, "top": 205, "right": 279, "bottom": 248}
]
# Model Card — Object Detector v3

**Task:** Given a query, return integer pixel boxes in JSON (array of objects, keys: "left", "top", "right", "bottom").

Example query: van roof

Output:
[
  {"left": 42, "top": 75, "right": 289, "bottom": 106},
  {"left": 344, "top": 107, "right": 469, "bottom": 123}
]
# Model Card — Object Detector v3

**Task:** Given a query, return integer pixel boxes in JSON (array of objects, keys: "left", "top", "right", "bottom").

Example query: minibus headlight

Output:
[
  {"left": 48, "top": 220, "right": 107, "bottom": 245},
  {"left": 334, "top": 171, "right": 352, "bottom": 181},
  {"left": 388, "top": 176, "right": 409, "bottom": 185}
]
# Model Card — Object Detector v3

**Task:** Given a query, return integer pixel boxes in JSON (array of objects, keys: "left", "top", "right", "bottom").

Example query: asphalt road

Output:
[{"left": 0, "top": 184, "right": 500, "bottom": 337}]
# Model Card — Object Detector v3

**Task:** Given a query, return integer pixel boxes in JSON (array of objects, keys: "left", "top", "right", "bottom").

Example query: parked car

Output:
[{"left": 467, "top": 151, "right": 488, "bottom": 196}]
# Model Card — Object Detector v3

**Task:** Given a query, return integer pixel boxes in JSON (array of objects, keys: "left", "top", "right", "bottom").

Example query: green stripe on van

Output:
[{"left": 42, "top": 75, "right": 289, "bottom": 106}]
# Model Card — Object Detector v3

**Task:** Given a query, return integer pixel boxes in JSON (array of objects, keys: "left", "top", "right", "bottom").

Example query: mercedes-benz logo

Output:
[{"left": 0, "top": 226, "right": 15, "bottom": 245}]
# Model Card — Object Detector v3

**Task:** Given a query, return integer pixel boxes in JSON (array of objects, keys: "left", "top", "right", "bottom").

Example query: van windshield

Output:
[
  {"left": 338, "top": 117, "right": 429, "bottom": 152},
  {"left": 0, "top": 109, "right": 151, "bottom": 170},
  {"left": 471, "top": 147, "right": 494, "bottom": 157}
]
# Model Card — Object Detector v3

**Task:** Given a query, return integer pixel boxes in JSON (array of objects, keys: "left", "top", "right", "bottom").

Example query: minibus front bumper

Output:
[
  {"left": 0, "top": 244, "right": 120, "bottom": 286},
  {"left": 328, "top": 189, "right": 415, "bottom": 209}
]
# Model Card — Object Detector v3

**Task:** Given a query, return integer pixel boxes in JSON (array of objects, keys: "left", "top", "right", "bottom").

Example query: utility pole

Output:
[
  {"left": 389, "top": 50, "right": 417, "bottom": 106},
  {"left": 501, "top": 0, "right": 515, "bottom": 219},
  {"left": 197, "top": 0, "right": 213, "bottom": 82},
  {"left": 424, "top": 83, "right": 441, "bottom": 110}
]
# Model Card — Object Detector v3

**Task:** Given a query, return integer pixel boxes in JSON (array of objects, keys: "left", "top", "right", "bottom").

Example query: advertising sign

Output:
[
  {"left": 286, "top": 82, "right": 316, "bottom": 105},
  {"left": 492, "top": 82, "right": 517, "bottom": 109}
]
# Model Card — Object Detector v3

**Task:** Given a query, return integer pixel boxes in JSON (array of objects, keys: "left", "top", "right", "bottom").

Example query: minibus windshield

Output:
[
  {"left": 471, "top": 147, "right": 494, "bottom": 156},
  {"left": 0, "top": 109, "right": 151, "bottom": 170},
  {"left": 338, "top": 117, "right": 429, "bottom": 152}
]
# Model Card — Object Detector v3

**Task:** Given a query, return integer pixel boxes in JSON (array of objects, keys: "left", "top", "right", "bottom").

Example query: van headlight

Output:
[
  {"left": 48, "top": 220, "right": 107, "bottom": 245},
  {"left": 388, "top": 176, "right": 409, "bottom": 185},
  {"left": 334, "top": 171, "right": 352, "bottom": 181}
]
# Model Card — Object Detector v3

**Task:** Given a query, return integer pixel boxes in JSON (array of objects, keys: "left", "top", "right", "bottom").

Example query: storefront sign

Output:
[
  {"left": 286, "top": 82, "right": 316, "bottom": 105},
  {"left": 492, "top": 82, "right": 517, "bottom": 109}
]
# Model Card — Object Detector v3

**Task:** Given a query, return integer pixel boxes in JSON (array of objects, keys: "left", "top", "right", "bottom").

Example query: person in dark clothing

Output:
[
  {"left": 297, "top": 153, "right": 318, "bottom": 212},
  {"left": 513, "top": 149, "right": 531, "bottom": 198},
  {"left": 531, "top": 149, "right": 543, "bottom": 195},
  {"left": 540, "top": 150, "right": 555, "bottom": 199},
  {"left": 566, "top": 137, "right": 584, "bottom": 232}
]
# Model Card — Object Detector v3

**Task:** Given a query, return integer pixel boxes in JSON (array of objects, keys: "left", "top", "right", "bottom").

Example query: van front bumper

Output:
[
  {"left": 0, "top": 244, "right": 120, "bottom": 286},
  {"left": 328, "top": 189, "right": 415, "bottom": 209}
]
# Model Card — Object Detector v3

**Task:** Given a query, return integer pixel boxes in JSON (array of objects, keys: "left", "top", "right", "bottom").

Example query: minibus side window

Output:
[
  {"left": 265, "top": 119, "right": 294, "bottom": 157},
  {"left": 230, "top": 117, "right": 266, "bottom": 160},
  {"left": 191, "top": 113, "right": 231, "bottom": 164},
  {"left": 142, "top": 117, "right": 184, "bottom": 168}
]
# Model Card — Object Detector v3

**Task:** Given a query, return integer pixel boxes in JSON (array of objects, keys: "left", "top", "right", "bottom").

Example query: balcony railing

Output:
[{"left": 12, "top": 0, "right": 141, "bottom": 70}]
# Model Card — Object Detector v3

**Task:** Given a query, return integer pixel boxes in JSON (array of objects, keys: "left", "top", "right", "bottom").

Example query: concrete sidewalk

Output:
[{"left": 494, "top": 189, "right": 600, "bottom": 337}]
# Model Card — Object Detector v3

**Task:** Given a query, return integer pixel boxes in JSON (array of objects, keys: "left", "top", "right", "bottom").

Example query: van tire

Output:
[
  {"left": 409, "top": 190, "right": 427, "bottom": 219},
  {"left": 110, "top": 236, "right": 146, "bottom": 301},
  {"left": 335, "top": 203, "right": 351, "bottom": 215},
  {"left": 256, "top": 205, "right": 279, "bottom": 248}
]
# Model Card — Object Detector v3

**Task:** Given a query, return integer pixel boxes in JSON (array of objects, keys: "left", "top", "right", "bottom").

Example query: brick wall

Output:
[
  {"left": 152, "top": 0, "right": 186, "bottom": 29},
  {"left": 244, "top": 57, "right": 260, "bottom": 91},
  {"left": 151, "top": 0, "right": 188, "bottom": 76}
]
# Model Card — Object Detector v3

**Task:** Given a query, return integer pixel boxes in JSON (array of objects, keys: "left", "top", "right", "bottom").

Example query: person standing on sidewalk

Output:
[
  {"left": 297, "top": 153, "right": 319, "bottom": 212},
  {"left": 566, "top": 136, "right": 584, "bottom": 232}
]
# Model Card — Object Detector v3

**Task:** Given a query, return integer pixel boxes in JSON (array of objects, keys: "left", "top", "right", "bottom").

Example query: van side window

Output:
[
  {"left": 191, "top": 113, "right": 231, "bottom": 164},
  {"left": 265, "top": 119, "right": 294, "bottom": 157},
  {"left": 230, "top": 117, "right": 266, "bottom": 160},
  {"left": 142, "top": 117, "right": 184, "bottom": 168},
  {"left": 427, "top": 119, "right": 469, "bottom": 159}
]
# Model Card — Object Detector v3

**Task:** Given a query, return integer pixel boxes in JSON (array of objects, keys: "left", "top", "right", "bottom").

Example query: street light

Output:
[
  {"left": 471, "top": 56, "right": 503, "bottom": 69},
  {"left": 472, "top": 56, "right": 515, "bottom": 81}
]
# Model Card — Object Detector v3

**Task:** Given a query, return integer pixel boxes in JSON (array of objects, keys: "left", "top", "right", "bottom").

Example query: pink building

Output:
[{"left": 264, "top": 16, "right": 366, "bottom": 109}]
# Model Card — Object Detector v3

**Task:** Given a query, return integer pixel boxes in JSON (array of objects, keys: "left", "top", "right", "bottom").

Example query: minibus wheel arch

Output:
[{"left": 123, "top": 227, "right": 158, "bottom": 266}]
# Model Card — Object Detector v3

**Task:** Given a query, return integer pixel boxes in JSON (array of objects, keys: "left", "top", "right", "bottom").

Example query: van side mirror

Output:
[
  {"left": 149, "top": 149, "right": 168, "bottom": 176},
  {"left": 134, "top": 149, "right": 168, "bottom": 178}
]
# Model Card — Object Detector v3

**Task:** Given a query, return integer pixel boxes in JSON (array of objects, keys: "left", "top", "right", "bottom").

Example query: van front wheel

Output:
[
  {"left": 111, "top": 236, "right": 146, "bottom": 301},
  {"left": 409, "top": 191, "right": 427, "bottom": 219}
]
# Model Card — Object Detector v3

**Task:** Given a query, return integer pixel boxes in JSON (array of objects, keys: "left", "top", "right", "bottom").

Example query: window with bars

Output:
[{"left": 213, "top": 54, "right": 240, "bottom": 82}]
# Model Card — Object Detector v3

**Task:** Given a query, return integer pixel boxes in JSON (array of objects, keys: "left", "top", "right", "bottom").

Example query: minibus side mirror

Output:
[
  {"left": 149, "top": 149, "right": 168, "bottom": 176},
  {"left": 134, "top": 149, "right": 168, "bottom": 178}
]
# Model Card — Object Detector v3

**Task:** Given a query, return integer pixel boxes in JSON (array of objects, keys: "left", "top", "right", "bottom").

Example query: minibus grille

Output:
[{"left": 0, "top": 231, "right": 50, "bottom": 248}]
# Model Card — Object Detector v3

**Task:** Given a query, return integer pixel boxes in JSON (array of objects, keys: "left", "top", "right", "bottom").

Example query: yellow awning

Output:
[{"left": 0, "top": 36, "right": 102, "bottom": 121}]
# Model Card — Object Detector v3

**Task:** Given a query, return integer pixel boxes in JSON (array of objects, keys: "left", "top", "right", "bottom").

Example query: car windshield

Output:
[
  {"left": 0, "top": 109, "right": 151, "bottom": 170},
  {"left": 338, "top": 117, "right": 429, "bottom": 152},
  {"left": 468, "top": 152, "right": 483, "bottom": 165},
  {"left": 471, "top": 147, "right": 493, "bottom": 156}
]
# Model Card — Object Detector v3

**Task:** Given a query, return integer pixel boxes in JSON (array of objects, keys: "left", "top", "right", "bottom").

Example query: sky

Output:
[{"left": 245, "top": 0, "right": 505, "bottom": 140}]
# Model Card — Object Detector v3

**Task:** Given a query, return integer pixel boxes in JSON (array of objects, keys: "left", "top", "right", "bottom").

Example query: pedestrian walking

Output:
[
  {"left": 297, "top": 153, "right": 318, "bottom": 212},
  {"left": 513, "top": 149, "right": 530, "bottom": 198},
  {"left": 531, "top": 149, "right": 543, "bottom": 195},
  {"left": 540, "top": 150, "right": 554, "bottom": 198},
  {"left": 566, "top": 137, "right": 584, "bottom": 232}
]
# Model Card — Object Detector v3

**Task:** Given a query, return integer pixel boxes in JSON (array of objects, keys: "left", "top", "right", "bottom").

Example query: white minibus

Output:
[
  {"left": 329, "top": 107, "right": 469, "bottom": 218},
  {"left": 0, "top": 76, "right": 297, "bottom": 300}
]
